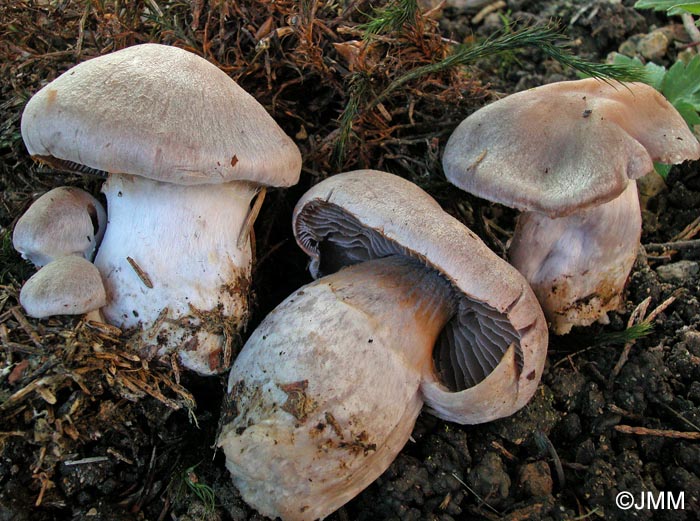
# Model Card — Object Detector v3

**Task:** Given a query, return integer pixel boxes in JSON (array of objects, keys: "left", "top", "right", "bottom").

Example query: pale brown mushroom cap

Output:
[
  {"left": 442, "top": 78, "right": 700, "bottom": 217},
  {"left": 13, "top": 186, "right": 106, "bottom": 267},
  {"left": 293, "top": 170, "right": 548, "bottom": 423},
  {"left": 21, "top": 43, "right": 301, "bottom": 187},
  {"left": 20, "top": 256, "right": 107, "bottom": 318}
]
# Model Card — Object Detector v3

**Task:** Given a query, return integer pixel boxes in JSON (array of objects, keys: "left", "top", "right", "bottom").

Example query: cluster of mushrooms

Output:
[{"left": 13, "top": 43, "right": 700, "bottom": 520}]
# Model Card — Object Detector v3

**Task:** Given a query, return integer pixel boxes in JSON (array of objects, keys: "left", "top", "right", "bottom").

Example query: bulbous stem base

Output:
[
  {"left": 95, "top": 174, "right": 257, "bottom": 374},
  {"left": 218, "top": 256, "right": 454, "bottom": 521},
  {"left": 509, "top": 181, "right": 642, "bottom": 335}
]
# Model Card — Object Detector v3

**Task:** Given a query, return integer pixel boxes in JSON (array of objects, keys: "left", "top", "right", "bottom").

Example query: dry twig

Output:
[{"left": 614, "top": 425, "right": 700, "bottom": 440}]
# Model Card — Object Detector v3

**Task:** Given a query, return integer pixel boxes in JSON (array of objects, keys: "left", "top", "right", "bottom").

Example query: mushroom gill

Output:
[{"left": 295, "top": 200, "right": 523, "bottom": 394}]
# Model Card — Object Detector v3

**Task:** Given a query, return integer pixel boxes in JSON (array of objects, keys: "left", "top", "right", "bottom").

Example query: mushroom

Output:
[
  {"left": 20, "top": 255, "right": 107, "bottom": 321},
  {"left": 13, "top": 186, "right": 106, "bottom": 267},
  {"left": 217, "top": 170, "right": 547, "bottom": 521},
  {"left": 20, "top": 43, "right": 302, "bottom": 374},
  {"left": 442, "top": 78, "right": 700, "bottom": 334}
]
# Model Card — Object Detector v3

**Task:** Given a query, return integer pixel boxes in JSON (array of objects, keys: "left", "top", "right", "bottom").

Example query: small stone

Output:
[
  {"left": 468, "top": 453, "right": 510, "bottom": 503},
  {"left": 516, "top": 461, "right": 553, "bottom": 498},
  {"left": 616, "top": 35, "right": 644, "bottom": 58},
  {"left": 637, "top": 171, "right": 667, "bottom": 210},
  {"left": 678, "top": 48, "right": 698, "bottom": 65},
  {"left": 656, "top": 260, "right": 699, "bottom": 282},
  {"left": 689, "top": 381, "right": 700, "bottom": 403},
  {"left": 637, "top": 30, "right": 670, "bottom": 61},
  {"left": 617, "top": 39, "right": 639, "bottom": 58}
]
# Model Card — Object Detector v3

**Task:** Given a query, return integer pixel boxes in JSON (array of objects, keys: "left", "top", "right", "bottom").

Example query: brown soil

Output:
[{"left": 1, "top": 1, "right": 699, "bottom": 520}]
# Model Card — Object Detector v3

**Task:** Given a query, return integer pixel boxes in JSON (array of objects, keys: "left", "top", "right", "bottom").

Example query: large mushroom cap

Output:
[
  {"left": 442, "top": 78, "right": 700, "bottom": 217},
  {"left": 13, "top": 186, "right": 106, "bottom": 267},
  {"left": 293, "top": 170, "right": 548, "bottom": 423},
  {"left": 20, "top": 256, "right": 107, "bottom": 318},
  {"left": 21, "top": 43, "right": 301, "bottom": 187}
]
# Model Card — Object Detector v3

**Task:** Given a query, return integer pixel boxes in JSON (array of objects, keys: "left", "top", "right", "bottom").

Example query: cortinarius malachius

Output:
[
  {"left": 20, "top": 43, "right": 302, "bottom": 374},
  {"left": 442, "top": 78, "right": 700, "bottom": 334},
  {"left": 217, "top": 170, "right": 548, "bottom": 521}
]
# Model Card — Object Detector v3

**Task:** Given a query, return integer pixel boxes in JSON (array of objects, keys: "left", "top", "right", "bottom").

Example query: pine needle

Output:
[
  {"left": 333, "top": 73, "right": 371, "bottom": 166},
  {"left": 359, "top": 0, "right": 420, "bottom": 38},
  {"left": 593, "top": 321, "right": 654, "bottom": 346},
  {"left": 334, "top": 22, "right": 646, "bottom": 165},
  {"left": 372, "top": 23, "right": 647, "bottom": 108}
]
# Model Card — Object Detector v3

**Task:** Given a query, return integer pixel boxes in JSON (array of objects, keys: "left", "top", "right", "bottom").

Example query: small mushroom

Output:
[
  {"left": 21, "top": 44, "right": 301, "bottom": 374},
  {"left": 13, "top": 186, "right": 106, "bottom": 267},
  {"left": 20, "top": 255, "right": 107, "bottom": 321},
  {"left": 442, "top": 78, "right": 700, "bottom": 334},
  {"left": 218, "top": 170, "right": 547, "bottom": 521}
]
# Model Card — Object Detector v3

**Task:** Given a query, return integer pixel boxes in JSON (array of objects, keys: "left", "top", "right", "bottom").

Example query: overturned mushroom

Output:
[
  {"left": 442, "top": 78, "right": 700, "bottom": 334},
  {"left": 20, "top": 255, "right": 106, "bottom": 321},
  {"left": 21, "top": 43, "right": 301, "bottom": 374},
  {"left": 13, "top": 186, "right": 106, "bottom": 267},
  {"left": 218, "top": 170, "right": 547, "bottom": 521}
]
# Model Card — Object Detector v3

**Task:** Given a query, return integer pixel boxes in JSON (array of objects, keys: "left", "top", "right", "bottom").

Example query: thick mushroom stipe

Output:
[
  {"left": 96, "top": 174, "right": 256, "bottom": 374},
  {"left": 509, "top": 181, "right": 642, "bottom": 334},
  {"left": 219, "top": 256, "right": 454, "bottom": 521}
]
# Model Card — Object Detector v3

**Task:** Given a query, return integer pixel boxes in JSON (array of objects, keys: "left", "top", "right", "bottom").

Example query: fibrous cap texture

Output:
[
  {"left": 442, "top": 78, "right": 700, "bottom": 217},
  {"left": 21, "top": 43, "right": 301, "bottom": 187}
]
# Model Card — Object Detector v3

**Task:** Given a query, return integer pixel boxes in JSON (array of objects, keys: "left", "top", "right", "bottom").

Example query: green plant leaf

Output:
[
  {"left": 654, "top": 162, "right": 673, "bottom": 178},
  {"left": 611, "top": 54, "right": 666, "bottom": 89},
  {"left": 634, "top": 0, "right": 689, "bottom": 10},
  {"left": 672, "top": 99, "right": 700, "bottom": 125},
  {"left": 661, "top": 55, "right": 700, "bottom": 111},
  {"left": 668, "top": 2, "right": 700, "bottom": 14}
]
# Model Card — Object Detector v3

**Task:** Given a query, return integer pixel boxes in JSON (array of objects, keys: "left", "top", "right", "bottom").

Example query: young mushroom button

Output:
[
  {"left": 217, "top": 170, "right": 548, "bottom": 521},
  {"left": 13, "top": 186, "right": 106, "bottom": 267},
  {"left": 442, "top": 78, "right": 700, "bottom": 334},
  {"left": 20, "top": 256, "right": 107, "bottom": 322},
  {"left": 20, "top": 43, "right": 302, "bottom": 374}
]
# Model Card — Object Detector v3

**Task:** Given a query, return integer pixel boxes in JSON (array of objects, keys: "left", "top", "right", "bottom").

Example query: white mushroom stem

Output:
[
  {"left": 508, "top": 180, "right": 642, "bottom": 335},
  {"left": 95, "top": 173, "right": 258, "bottom": 374},
  {"left": 218, "top": 255, "right": 455, "bottom": 521}
]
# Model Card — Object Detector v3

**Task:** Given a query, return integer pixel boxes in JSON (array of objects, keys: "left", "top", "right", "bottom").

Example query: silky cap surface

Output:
[
  {"left": 21, "top": 44, "right": 301, "bottom": 187},
  {"left": 20, "top": 256, "right": 107, "bottom": 318},
  {"left": 13, "top": 186, "right": 106, "bottom": 267},
  {"left": 442, "top": 78, "right": 700, "bottom": 217}
]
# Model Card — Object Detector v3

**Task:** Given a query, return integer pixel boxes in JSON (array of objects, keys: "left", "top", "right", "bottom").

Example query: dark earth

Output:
[{"left": 1, "top": 1, "right": 700, "bottom": 520}]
